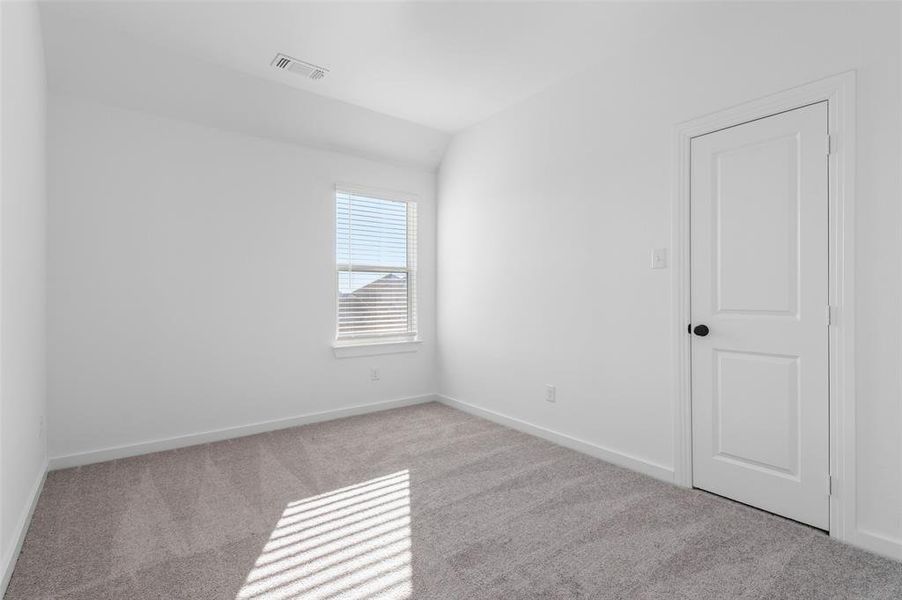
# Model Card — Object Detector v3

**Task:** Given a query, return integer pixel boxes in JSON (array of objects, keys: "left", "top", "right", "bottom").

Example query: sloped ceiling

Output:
[
  {"left": 39, "top": 7, "right": 448, "bottom": 170},
  {"left": 38, "top": 1, "right": 668, "bottom": 169}
]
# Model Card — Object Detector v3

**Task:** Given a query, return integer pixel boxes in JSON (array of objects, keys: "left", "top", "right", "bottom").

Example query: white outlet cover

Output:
[{"left": 545, "top": 384, "right": 556, "bottom": 403}]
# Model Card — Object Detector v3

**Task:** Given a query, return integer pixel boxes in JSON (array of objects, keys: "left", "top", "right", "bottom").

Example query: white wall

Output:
[
  {"left": 438, "top": 2, "right": 902, "bottom": 557},
  {"left": 47, "top": 96, "right": 436, "bottom": 460},
  {"left": 1, "top": 0, "right": 48, "bottom": 587}
]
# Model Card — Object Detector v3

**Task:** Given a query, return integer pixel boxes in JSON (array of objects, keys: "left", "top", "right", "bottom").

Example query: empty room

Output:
[{"left": 3, "top": 0, "right": 902, "bottom": 598}]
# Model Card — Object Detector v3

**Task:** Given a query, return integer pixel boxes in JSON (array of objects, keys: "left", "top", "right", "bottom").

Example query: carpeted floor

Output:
[{"left": 5, "top": 402, "right": 902, "bottom": 599}]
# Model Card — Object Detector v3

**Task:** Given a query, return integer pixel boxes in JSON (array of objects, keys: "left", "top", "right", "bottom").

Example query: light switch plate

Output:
[{"left": 651, "top": 248, "right": 668, "bottom": 270}]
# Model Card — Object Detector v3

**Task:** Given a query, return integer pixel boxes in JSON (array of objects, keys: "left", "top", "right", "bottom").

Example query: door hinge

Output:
[
  {"left": 826, "top": 305, "right": 832, "bottom": 327},
  {"left": 827, "top": 475, "right": 833, "bottom": 496},
  {"left": 826, "top": 134, "right": 834, "bottom": 156}
]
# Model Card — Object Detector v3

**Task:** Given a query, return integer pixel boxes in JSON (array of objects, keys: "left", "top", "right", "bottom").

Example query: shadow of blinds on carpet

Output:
[{"left": 236, "top": 470, "right": 412, "bottom": 600}]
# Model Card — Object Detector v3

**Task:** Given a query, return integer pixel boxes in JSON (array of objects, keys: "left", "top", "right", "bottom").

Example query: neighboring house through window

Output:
[{"left": 335, "top": 186, "right": 417, "bottom": 343}]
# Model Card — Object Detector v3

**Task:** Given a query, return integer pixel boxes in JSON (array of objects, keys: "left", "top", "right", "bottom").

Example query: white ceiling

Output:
[{"left": 38, "top": 1, "right": 665, "bottom": 133}]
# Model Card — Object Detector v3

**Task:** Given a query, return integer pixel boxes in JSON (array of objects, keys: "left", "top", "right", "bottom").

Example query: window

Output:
[{"left": 335, "top": 186, "right": 417, "bottom": 343}]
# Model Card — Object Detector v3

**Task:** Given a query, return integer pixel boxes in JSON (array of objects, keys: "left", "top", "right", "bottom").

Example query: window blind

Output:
[{"left": 336, "top": 188, "right": 417, "bottom": 341}]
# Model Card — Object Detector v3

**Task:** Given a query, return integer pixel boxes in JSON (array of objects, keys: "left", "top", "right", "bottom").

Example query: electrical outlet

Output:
[
  {"left": 545, "top": 384, "right": 556, "bottom": 403},
  {"left": 370, "top": 368, "right": 381, "bottom": 382}
]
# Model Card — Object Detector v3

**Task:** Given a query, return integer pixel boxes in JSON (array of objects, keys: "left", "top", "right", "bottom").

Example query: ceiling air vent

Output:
[{"left": 271, "top": 53, "right": 329, "bottom": 81}]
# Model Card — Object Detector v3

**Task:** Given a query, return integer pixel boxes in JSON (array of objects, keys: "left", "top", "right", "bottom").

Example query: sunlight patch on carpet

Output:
[{"left": 236, "top": 470, "right": 412, "bottom": 600}]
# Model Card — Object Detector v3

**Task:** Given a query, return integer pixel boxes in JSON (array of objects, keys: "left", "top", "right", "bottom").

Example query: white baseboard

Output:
[
  {"left": 437, "top": 394, "right": 674, "bottom": 484},
  {"left": 34, "top": 390, "right": 902, "bottom": 569},
  {"left": 847, "top": 528, "right": 902, "bottom": 562},
  {"left": 438, "top": 396, "right": 902, "bottom": 563},
  {"left": 1, "top": 460, "right": 49, "bottom": 597},
  {"left": 49, "top": 394, "right": 437, "bottom": 470}
]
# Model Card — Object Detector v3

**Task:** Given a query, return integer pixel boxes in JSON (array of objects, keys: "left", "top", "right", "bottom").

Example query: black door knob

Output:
[{"left": 693, "top": 324, "right": 710, "bottom": 337}]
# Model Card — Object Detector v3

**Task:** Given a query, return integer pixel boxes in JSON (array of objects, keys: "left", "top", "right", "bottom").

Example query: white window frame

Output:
[{"left": 332, "top": 184, "right": 420, "bottom": 356}]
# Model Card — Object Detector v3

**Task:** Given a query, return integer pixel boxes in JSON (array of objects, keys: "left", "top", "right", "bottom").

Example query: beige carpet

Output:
[{"left": 5, "top": 401, "right": 902, "bottom": 599}]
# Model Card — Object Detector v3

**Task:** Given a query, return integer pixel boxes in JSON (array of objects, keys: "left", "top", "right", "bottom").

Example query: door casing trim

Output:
[{"left": 671, "top": 71, "right": 856, "bottom": 543}]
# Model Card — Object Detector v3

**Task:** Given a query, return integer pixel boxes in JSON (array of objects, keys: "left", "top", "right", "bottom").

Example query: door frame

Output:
[{"left": 671, "top": 71, "right": 856, "bottom": 541}]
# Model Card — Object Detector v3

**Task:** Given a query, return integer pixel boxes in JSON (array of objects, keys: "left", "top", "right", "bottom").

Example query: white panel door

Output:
[{"left": 690, "top": 102, "right": 829, "bottom": 530}]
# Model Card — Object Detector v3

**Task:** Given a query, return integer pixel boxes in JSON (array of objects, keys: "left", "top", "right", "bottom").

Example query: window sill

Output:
[{"left": 332, "top": 339, "right": 421, "bottom": 358}]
